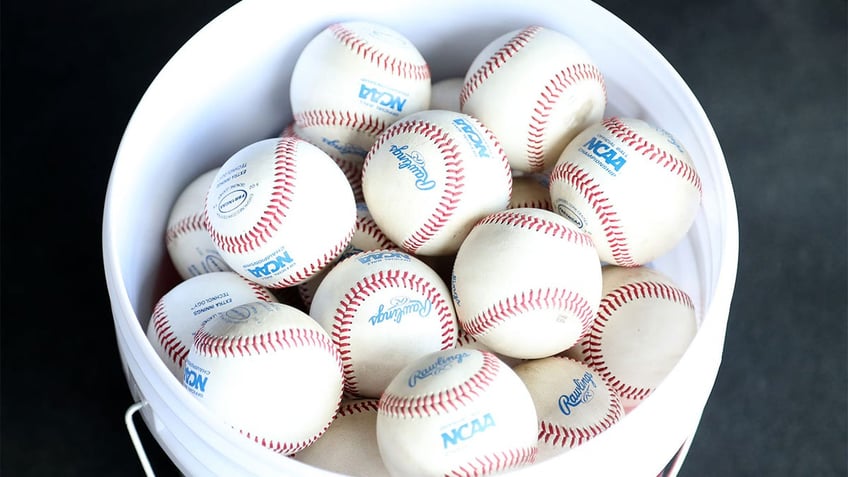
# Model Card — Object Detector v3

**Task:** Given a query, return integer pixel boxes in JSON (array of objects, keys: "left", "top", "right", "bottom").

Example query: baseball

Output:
[
  {"left": 290, "top": 20, "right": 431, "bottom": 172},
  {"left": 451, "top": 207, "right": 602, "bottom": 359},
  {"left": 183, "top": 301, "right": 344, "bottom": 456},
  {"left": 549, "top": 116, "right": 703, "bottom": 266},
  {"left": 361, "top": 109, "right": 512, "bottom": 256},
  {"left": 377, "top": 349, "right": 538, "bottom": 476},
  {"left": 429, "top": 76, "right": 463, "bottom": 112},
  {"left": 460, "top": 25, "right": 607, "bottom": 173},
  {"left": 563, "top": 265, "right": 698, "bottom": 410},
  {"left": 293, "top": 399, "right": 390, "bottom": 477},
  {"left": 309, "top": 249, "right": 458, "bottom": 398},
  {"left": 512, "top": 356, "right": 624, "bottom": 462},
  {"left": 146, "top": 271, "right": 277, "bottom": 380},
  {"left": 165, "top": 168, "right": 232, "bottom": 279},
  {"left": 204, "top": 136, "right": 356, "bottom": 288},
  {"left": 297, "top": 201, "right": 399, "bottom": 309}
]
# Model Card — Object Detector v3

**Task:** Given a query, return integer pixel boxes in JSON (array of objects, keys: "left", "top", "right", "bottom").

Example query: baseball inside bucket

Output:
[{"left": 102, "top": 0, "right": 738, "bottom": 475}]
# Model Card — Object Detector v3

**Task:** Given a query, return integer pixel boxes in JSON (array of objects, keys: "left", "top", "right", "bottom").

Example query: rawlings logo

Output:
[
  {"left": 557, "top": 371, "right": 597, "bottom": 416},
  {"left": 452, "top": 117, "right": 490, "bottom": 158},
  {"left": 582, "top": 136, "right": 626, "bottom": 175},
  {"left": 359, "top": 83, "right": 407, "bottom": 113},
  {"left": 441, "top": 413, "right": 496, "bottom": 448},
  {"left": 369, "top": 296, "right": 433, "bottom": 325},
  {"left": 389, "top": 144, "right": 436, "bottom": 190},
  {"left": 408, "top": 351, "right": 470, "bottom": 387}
]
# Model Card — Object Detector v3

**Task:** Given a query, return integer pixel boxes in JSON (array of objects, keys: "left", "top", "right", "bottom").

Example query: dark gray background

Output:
[{"left": 2, "top": 1, "right": 846, "bottom": 475}]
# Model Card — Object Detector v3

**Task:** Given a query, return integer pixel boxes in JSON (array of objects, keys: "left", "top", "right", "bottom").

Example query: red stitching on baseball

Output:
[
  {"left": 193, "top": 326, "right": 342, "bottom": 365},
  {"left": 336, "top": 398, "right": 380, "bottom": 417},
  {"left": 602, "top": 117, "right": 703, "bottom": 197},
  {"left": 510, "top": 198, "right": 552, "bottom": 211},
  {"left": 477, "top": 209, "right": 595, "bottom": 248},
  {"left": 150, "top": 300, "right": 188, "bottom": 368},
  {"left": 459, "top": 26, "right": 541, "bottom": 107},
  {"left": 463, "top": 287, "right": 596, "bottom": 341},
  {"left": 550, "top": 162, "right": 635, "bottom": 266},
  {"left": 328, "top": 23, "right": 430, "bottom": 80},
  {"left": 356, "top": 215, "right": 397, "bottom": 250},
  {"left": 379, "top": 352, "right": 502, "bottom": 418},
  {"left": 362, "top": 119, "right": 464, "bottom": 254},
  {"left": 332, "top": 268, "right": 457, "bottom": 396},
  {"left": 165, "top": 213, "right": 207, "bottom": 247},
  {"left": 587, "top": 280, "right": 695, "bottom": 401},
  {"left": 447, "top": 446, "right": 538, "bottom": 476},
  {"left": 294, "top": 109, "right": 388, "bottom": 137},
  {"left": 526, "top": 64, "right": 607, "bottom": 171}
]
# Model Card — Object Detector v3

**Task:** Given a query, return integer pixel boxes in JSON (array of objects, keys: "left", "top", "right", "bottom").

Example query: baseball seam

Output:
[
  {"left": 447, "top": 446, "right": 538, "bottom": 476},
  {"left": 526, "top": 64, "right": 607, "bottom": 171},
  {"left": 328, "top": 23, "right": 430, "bottom": 80},
  {"left": 462, "top": 287, "right": 596, "bottom": 341},
  {"left": 586, "top": 280, "right": 695, "bottom": 402},
  {"left": 336, "top": 398, "right": 380, "bottom": 417},
  {"left": 356, "top": 216, "right": 398, "bottom": 250},
  {"left": 294, "top": 109, "right": 387, "bottom": 137},
  {"left": 192, "top": 326, "right": 342, "bottom": 363},
  {"left": 378, "top": 352, "right": 501, "bottom": 418},
  {"left": 332, "top": 268, "right": 457, "bottom": 396},
  {"left": 602, "top": 117, "right": 703, "bottom": 197},
  {"left": 150, "top": 300, "right": 186, "bottom": 368},
  {"left": 550, "top": 162, "right": 635, "bottom": 266},
  {"left": 363, "top": 120, "right": 464, "bottom": 254},
  {"left": 459, "top": 25, "right": 541, "bottom": 107},
  {"left": 510, "top": 197, "right": 552, "bottom": 211},
  {"left": 477, "top": 209, "right": 595, "bottom": 248},
  {"left": 165, "top": 213, "right": 207, "bottom": 247}
]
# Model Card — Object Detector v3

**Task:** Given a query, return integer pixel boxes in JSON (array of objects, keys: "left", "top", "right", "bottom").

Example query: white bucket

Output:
[{"left": 102, "top": 0, "right": 739, "bottom": 475}]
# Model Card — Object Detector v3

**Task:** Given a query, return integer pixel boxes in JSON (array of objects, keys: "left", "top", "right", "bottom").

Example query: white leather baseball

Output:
[
  {"left": 298, "top": 201, "right": 398, "bottom": 309},
  {"left": 293, "top": 399, "right": 390, "bottom": 477},
  {"left": 377, "top": 349, "right": 538, "bottom": 476},
  {"left": 549, "top": 116, "right": 703, "bottom": 266},
  {"left": 290, "top": 20, "right": 431, "bottom": 170},
  {"left": 165, "top": 168, "right": 232, "bottom": 279},
  {"left": 204, "top": 136, "right": 356, "bottom": 288},
  {"left": 563, "top": 265, "right": 698, "bottom": 410},
  {"left": 309, "top": 249, "right": 458, "bottom": 398},
  {"left": 146, "top": 271, "right": 277, "bottom": 380},
  {"left": 512, "top": 356, "right": 624, "bottom": 462},
  {"left": 362, "top": 109, "right": 512, "bottom": 255},
  {"left": 183, "top": 301, "right": 344, "bottom": 456},
  {"left": 460, "top": 25, "right": 607, "bottom": 173},
  {"left": 451, "top": 207, "right": 602, "bottom": 359}
]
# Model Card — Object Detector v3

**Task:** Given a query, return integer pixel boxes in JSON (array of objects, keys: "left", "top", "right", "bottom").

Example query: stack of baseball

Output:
[{"left": 148, "top": 20, "right": 703, "bottom": 477}]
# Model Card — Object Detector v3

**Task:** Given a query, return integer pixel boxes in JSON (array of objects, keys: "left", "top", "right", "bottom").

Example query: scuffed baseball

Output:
[
  {"left": 309, "top": 249, "right": 459, "bottom": 398},
  {"left": 165, "top": 168, "right": 232, "bottom": 279},
  {"left": 290, "top": 21, "right": 431, "bottom": 170},
  {"left": 563, "top": 265, "right": 698, "bottom": 410},
  {"left": 549, "top": 116, "right": 702, "bottom": 266},
  {"left": 146, "top": 271, "right": 277, "bottom": 381},
  {"left": 460, "top": 25, "right": 607, "bottom": 172},
  {"left": 183, "top": 301, "right": 344, "bottom": 456},
  {"left": 512, "top": 356, "right": 624, "bottom": 461},
  {"left": 362, "top": 109, "right": 512, "bottom": 256},
  {"left": 377, "top": 349, "right": 538, "bottom": 476},
  {"left": 451, "top": 208, "right": 602, "bottom": 359},
  {"left": 204, "top": 136, "right": 356, "bottom": 288},
  {"left": 293, "top": 399, "right": 390, "bottom": 477}
]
